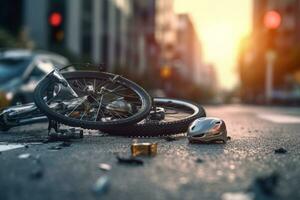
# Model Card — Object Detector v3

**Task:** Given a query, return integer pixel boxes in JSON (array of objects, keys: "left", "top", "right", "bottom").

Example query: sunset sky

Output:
[{"left": 174, "top": 0, "right": 252, "bottom": 89}]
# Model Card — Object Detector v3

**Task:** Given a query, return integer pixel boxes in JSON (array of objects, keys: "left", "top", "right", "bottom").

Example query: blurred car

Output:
[
  {"left": 272, "top": 89, "right": 300, "bottom": 105},
  {"left": 0, "top": 49, "right": 71, "bottom": 108}
]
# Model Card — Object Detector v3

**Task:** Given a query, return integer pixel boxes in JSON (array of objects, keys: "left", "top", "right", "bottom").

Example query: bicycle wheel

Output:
[
  {"left": 34, "top": 71, "right": 152, "bottom": 130},
  {"left": 102, "top": 98, "right": 206, "bottom": 137}
]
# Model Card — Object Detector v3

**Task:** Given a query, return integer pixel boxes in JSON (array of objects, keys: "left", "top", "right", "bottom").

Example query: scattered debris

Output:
[
  {"left": 18, "top": 153, "right": 31, "bottom": 159},
  {"left": 88, "top": 130, "right": 107, "bottom": 136},
  {"left": 93, "top": 176, "right": 110, "bottom": 196},
  {"left": 221, "top": 192, "right": 253, "bottom": 200},
  {"left": 195, "top": 158, "right": 204, "bottom": 163},
  {"left": 248, "top": 172, "right": 279, "bottom": 197},
  {"left": 44, "top": 127, "right": 83, "bottom": 143},
  {"left": 274, "top": 147, "right": 287, "bottom": 154},
  {"left": 29, "top": 167, "right": 44, "bottom": 180},
  {"left": 59, "top": 141, "right": 72, "bottom": 147},
  {"left": 131, "top": 142, "right": 157, "bottom": 157},
  {"left": 71, "top": 128, "right": 84, "bottom": 138},
  {"left": 31, "top": 156, "right": 44, "bottom": 180},
  {"left": 164, "top": 136, "right": 177, "bottom": 142},
  {"left": 48, "top": 146, "right": 62, "bottom": 151},
  {"left": 18, "top": 153, "right": 44, "bottom": 180},
  {"left": 221, "top": 173, "right": 279, "bottom": 200},
  {"left": 29, "top": 155, "right": 44, "bottom": 179},
  {"left": 48, "top": 141, "right": 72, "bottom": 151},
  {"left": 32, "top": 155, "right": 42, "bottom": 164},
  {"left": 132, "top": 139, "right": 138, "bottom": 143},
  {"left": 116, "top": 155, "right": 144, "bottom": 165},
  {"left": 222, "top": 172, "right": 279, "bottom": 200},
  {"left": 98, "top": 163, "right": 112, "bottom": 171}
]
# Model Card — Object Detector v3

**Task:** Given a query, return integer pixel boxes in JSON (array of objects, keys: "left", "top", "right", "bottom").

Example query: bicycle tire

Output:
[
  {"left": 102, "top": 98, "right": 206, "bottom": 137},
  {"left": 34, "top": 71, "right": 152, "bottom": 130}
]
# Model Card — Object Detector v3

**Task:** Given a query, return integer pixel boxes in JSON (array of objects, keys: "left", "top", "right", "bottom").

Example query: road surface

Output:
[{"left": 0, "top": 105, "right": 300, "bottom": 200}]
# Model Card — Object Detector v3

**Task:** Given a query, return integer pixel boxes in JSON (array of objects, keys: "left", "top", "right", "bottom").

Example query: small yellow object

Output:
[
  {"left": 131, "top": 142, "right": 157, "bottom": 157},
  {"left": 160, "top": 66, "right": 172, "bottom": 79}
]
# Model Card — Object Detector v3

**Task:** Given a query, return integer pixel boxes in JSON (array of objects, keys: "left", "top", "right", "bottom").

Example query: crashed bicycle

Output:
[{"left": 0, "top": 64, "right": 206, "bottom": 137}]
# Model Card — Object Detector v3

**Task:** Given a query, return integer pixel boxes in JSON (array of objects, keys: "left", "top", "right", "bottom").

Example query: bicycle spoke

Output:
[
  {"left": 93, "top": 79, "right": 96, "bottom": 91},
  {"left": 88, "top": 94, "right": 100, "bottom": 104},
  {"left": 113, "top": 87, "right": 130, "bottom": 93},
  {"left": 80, "top": 109, "right": 88, "bottom": 120},
  {"left": 95, "top": 79, "right": 113, "bottom": 92},
  {"left": 83, "top": 78, "right": 87, "bottom": 87},
  {"left": 104, "top": 109, "right": 117, "bottom": 120},
  {"left": 108, "top": 91, "right": 139, "bottom": 99},
  {"left": 94, "top": 95, "right": 104, "bottom": 121},
  {"left": 73, "top": 80, "right": 86, "bottom": 91},
  {"left": 66, "top": 97, "right": 87, "bottom": 117},
  {"left": 110, "top": 110, "right": 125, "bottom": 119}
]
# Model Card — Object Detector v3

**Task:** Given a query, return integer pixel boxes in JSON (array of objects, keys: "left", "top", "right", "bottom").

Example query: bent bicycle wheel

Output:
[
  {"left": 34, "top": 71, "right": 152, "bottom": 130},
  {"left": 102, "top": 98, "right": 206, "bottom": 137}
]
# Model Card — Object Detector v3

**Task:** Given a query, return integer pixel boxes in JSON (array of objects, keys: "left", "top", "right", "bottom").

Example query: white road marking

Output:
[
  {"left": 0, "top": 144, "right": 24, "bottom": 152},
  {"left": 257, "top": 114, "right": 300, "bottom": 124}
]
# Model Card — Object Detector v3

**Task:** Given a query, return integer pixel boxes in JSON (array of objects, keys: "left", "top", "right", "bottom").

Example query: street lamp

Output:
[{"left": 263, "top": 10, "right": 281, "bottom": 104}]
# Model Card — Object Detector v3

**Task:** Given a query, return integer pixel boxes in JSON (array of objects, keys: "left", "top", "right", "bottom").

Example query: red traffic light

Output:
[
  {"left": 49, "top": 12, "right": 62, "bottom": 27},
  {"left": 264, "top": 11, "right": 281, "bottom": 29}
]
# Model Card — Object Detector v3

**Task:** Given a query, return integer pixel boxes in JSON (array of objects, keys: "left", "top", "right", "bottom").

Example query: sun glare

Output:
[
  {"left": 201, "top": 23, "right": 236, "bottom": 62},
  {"left": 174, "top": 0, "right": 252, "bottom": 90}
]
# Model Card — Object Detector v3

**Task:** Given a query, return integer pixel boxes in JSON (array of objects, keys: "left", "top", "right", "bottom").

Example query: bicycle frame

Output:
[
  {"left": 0, "top": 102, "right": 47, "bottom": 130},
  {"left": 0, "top": 68, "right": 79, "bottom": 131}
]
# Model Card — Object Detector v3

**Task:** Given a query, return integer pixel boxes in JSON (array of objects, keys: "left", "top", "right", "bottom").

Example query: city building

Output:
[
  {"left": 0, "top": 0, "right": 178, "bottom": 74},
  {"left": 175, "top": 14, "right": 216, "bottom": 88},
  {"left": 0, "top": 0, "right": 216, "bottom": 99},
  {"left": 0, "top": 0, "right": 23, "bottom": 36},
  {"left": 155, "top": 0, "right": 177, "bottom": 64}
]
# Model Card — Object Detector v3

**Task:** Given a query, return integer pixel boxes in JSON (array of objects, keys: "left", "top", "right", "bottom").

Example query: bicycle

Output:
[{"left": 0, "top": 64, "right": 206, "bottom": 136}]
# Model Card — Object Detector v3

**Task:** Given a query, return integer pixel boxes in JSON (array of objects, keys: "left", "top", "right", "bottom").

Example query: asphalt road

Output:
[{"left": 0, "top": 104, "right": 300, "bottom": 200}]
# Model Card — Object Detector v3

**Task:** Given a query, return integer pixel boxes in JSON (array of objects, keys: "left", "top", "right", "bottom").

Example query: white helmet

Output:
[{"left": 187, "top": 117, "right": 228, "bottom": 143}]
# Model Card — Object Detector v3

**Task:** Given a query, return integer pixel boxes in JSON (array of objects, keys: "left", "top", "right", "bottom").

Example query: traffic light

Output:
[
  {"left": 49, "top": 12, "right": 62, "bottom": 27},
  {"left": 264, "top": 11, "right": 281, "bottom": 30},
  {"left": 49, "top": 1, "right": 65, "bottom": 47},
  {"left": 264, "top": 10, "right": 281, "bottom": 49}
]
